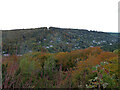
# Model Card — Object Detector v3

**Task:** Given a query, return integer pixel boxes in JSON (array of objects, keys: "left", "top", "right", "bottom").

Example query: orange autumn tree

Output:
[
  {"left": 70, "top": 47, "right": 117, "bottom": 88},
  {"left": 55, "top": 52, "right": 75, "bottom": 70}
]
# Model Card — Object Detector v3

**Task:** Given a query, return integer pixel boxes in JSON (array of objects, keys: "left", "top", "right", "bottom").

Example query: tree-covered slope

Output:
[{"left": 2, "top": 27, "right": 120, "bottom": 55}]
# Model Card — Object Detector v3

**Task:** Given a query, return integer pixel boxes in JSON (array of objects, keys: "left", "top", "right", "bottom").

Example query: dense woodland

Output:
[
  {"left": 1, "top": 27, "right": 120, "bottom": 89},
  {"left": 2, "top": 27, "right": 120, "bottom": 55},
  {"left": 2, "top": 47, "right": 119, "bottom": 88}
]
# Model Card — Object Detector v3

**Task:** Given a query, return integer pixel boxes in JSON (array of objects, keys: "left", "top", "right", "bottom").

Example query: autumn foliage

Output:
[{"left": 2, "top": 47, "right": 119, "bottom": 88}]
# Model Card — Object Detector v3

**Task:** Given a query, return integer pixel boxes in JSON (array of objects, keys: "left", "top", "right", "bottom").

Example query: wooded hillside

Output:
[{"left": 2, "top": 27, "right": 120, "bottom": 55}]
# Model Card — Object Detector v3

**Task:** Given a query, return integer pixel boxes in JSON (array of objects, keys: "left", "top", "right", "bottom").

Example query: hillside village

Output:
[{"left": 2, "top": 27, "right": 120, "bottom": 56}]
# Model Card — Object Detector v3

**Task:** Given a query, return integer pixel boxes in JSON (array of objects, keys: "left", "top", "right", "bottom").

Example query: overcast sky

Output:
[{"left": 0, "top": 0, "right": 119, "bottom": 32}]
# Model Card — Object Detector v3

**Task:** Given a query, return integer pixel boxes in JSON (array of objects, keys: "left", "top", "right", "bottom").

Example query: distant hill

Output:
[
  {"left": 108, "top": 32, "right": 119, "bottom": 37},
  {"left": 2, "top": 27, "right": 120, "bottom": 55}
]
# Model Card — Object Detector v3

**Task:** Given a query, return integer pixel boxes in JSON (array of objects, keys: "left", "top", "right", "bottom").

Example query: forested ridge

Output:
[{"left": 2, "top": 27, "right": 120, "bottom": 55}]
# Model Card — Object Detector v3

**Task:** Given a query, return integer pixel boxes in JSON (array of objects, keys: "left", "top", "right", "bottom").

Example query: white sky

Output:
[{"left": 0, "top": 0, "right": 119, "bottom": 32}]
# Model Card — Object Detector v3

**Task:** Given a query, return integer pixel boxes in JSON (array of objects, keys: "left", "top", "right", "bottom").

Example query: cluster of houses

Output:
[
  {"left": 2, "top": 50, "right": 22, "bottom": 56},
  {"left": 2, "top": 53, "right": 22, "bottom": 56}
]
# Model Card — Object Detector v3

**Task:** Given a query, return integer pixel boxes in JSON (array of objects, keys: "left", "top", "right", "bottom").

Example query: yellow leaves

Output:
[
  {"left": 55, "top": 52, "right": 73, "bottom": 69},
  {"left": 70, "top": 47, "right": 118, "bottom": 87},
  {"left": 103, "top": 57, "right": 118, "bottom": 76},
  {"left": 34, "top": 61, "right": 42, "bottom": 70},
  {"left": 98, "top": 52, "right": 117, "bottom": 62}
]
